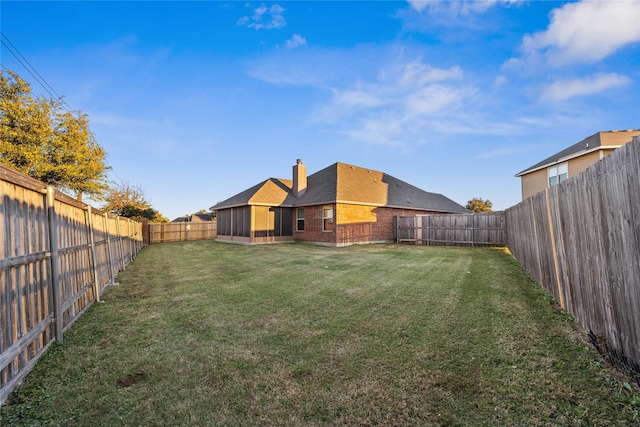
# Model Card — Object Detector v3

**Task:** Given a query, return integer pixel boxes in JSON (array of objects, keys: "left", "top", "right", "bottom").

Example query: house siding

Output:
[
  {"left": 568, "top": 151, "right": 602, "bottom": 177},
  {"left": 521, "top": 148, "right": 621, "bottom": 200},
  {"left": 517, "top": 131, "right": 640, "bottom": 201},
  {"left": 521, "top": 168, "right": 548, "bottom": 200}
]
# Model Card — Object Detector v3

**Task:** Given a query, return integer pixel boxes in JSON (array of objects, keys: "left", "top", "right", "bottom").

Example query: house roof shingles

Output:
[{"left": 211, "top": 162, "right": 468, "bottom": 214}]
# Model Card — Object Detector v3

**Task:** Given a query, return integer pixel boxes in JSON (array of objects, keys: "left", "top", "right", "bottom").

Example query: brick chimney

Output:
[{"left": 293, "top": 159, "right": 307, "bottom": 197}]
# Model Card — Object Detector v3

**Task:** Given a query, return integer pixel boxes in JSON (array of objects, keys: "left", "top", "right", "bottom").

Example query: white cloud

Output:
[
  {"left": 519, "top": 0, "right": 640, "bottom": 66},
  {"left": 403, "top": 84, "right": 471, "bottom": 118},
  {"left": 399, "top": 61, "right": 463, "bottom": 87},
  {"left": 406, "top": 0, "right": 429, "bottom": 12},
  {"left": 285, "top": 34, "right": 306, "bottom": 49},
  {"left": 493, "top": 75, "right": 508, "bottom": 88},
  {"left": 324, "top": 61, "right": 474, "bottom": 145},
  {"left": 540, "top": 73, "right": 632, "bottom": 102},
  {"left": 407, "top": 0, "right": 523, "bottom": 15},
  {"left": 332, "top": 88, "right": 382, "bottom": 108},
  {"left": 237, "top": 4, "right": 286, "bottom": 30},
  {"left": 246, "top": 44, "right": 512, "bottom": 146}
]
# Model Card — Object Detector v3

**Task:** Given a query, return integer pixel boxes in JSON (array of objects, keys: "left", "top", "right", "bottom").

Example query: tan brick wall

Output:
[{"left": 293, "top": 205, "right": 337, "bottom": 245}]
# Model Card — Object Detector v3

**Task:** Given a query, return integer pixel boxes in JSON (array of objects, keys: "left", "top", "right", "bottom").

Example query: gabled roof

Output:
[
  {"left": 516, "top": 130, "right": 640, "bottom": 177},
  {"left": 211, "top": 162, "right": 468, "bottom": 213},
  {"left": 210, "top": 178, "right": 294, "bottom": 210}
]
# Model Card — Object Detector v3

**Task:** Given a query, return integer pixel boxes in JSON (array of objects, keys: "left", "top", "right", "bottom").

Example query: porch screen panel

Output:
[
  {"left": 242, "top": 206, "right": 250, "bottom": 237},
  {"left": 231, "top": 206, "right": 250, "bottom": 237},
  {"left": 242, "top": 206, "right": 251, "bottom": 237},
  {"left": 274, "top": 208, "right": 293, "bottom": 236},
  {"left": 232, "top": 208, "right": 240, "bottom": 236},
  {"left": 217, "top": 210, "right": 231, "bottom": 235}
]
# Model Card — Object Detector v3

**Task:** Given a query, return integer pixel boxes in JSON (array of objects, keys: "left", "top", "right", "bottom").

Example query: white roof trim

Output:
[{"left": 515, "top": 145, "right": 623, "bottom": 177}]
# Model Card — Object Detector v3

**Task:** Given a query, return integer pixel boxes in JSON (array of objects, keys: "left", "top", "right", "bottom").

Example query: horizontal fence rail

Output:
[
  {"left": 0, "top": 162, "right": 143, "bottom": 405},
  {"left": 506, "top": 137, "right": 640, "bottom": 385},
  {"left": 396, "top": 212, "right": 506, "bottom": 246},
  {"left": 145, "top": 221, "right": 217, "bottom": 244}
]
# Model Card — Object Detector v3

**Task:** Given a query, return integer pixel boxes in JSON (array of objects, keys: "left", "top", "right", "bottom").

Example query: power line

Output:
[
  {"left": 0, "top": 31, "right": 74, "bottom": 112},
  {"left": 1, "top": 32, "right": 123, "bottom": 186}
]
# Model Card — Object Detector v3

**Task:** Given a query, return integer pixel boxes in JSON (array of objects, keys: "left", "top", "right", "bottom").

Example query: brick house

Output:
[
  {"left": 210, "top": 160, "right": 468, "bottom": 246},
  {"left": 516, "top": 130, "right": 640, "bottom": 200}
]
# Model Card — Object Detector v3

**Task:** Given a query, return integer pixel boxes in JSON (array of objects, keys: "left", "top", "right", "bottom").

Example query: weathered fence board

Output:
[
  {"left": 507, "top": 136, "right": 640, "bottom": 384},
  {"left": 147, "top": 221, "right": 217, "bottom": 244},
  {"left": 396, "top": 212, "right": 506, "bottom": 246},
  {"left": 0, "top": 162, "right": 143, "bottom": 405}
]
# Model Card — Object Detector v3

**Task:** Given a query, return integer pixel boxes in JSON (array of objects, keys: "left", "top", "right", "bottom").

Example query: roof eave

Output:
[
  {"left": 385, "top": 204, "right": 469, "bottom": 213},
  {"left": 514, "top": 145, "right": 620, "bottom": 177}
]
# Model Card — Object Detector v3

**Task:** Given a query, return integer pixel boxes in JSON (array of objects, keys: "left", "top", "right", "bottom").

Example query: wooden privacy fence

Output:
[
  {"left": 0, "top": 163, "right": 143, "bottom": 405},
  {"left": 396, "top": 212, "right": 506, "bottom": 246},
  {"left": 145, "top": 221, "right": 217, "bottom": 244},
  {"left": 506, "top": 137, "right": 640, "bottom": 384}
]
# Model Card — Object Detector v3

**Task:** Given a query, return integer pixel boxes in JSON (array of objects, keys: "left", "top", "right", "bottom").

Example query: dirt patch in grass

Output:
[{"left": 116, "top": 372, "right": 147, "bottom": 389}]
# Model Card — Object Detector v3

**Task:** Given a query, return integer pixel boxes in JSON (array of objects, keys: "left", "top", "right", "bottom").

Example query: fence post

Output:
[
  {"left": 46, "top": 186, "right": 63, "bottom": 343},
  {"left": 116, "top": 218, "right": 126, "bottom": 271},
  {"left": 104, "top": 213, "right": 116, "bottom": 285},
  {"left": 128, "top": 218, "right": 133, "bottom": 260},
  {"left": 471, "top": 214, "right": 475, "bottom": 247},
  {"left": 545, "top": 189, "right": 565, "bottom": 310},
  {"left": 529, "top": 199, "right": 544, "bottom": 284},
  {"left": 86, "top": 206, "right": 101, "bottom": 303}
]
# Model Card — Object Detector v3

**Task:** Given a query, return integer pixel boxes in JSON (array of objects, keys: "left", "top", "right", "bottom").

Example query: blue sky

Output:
[{"left": 2, "top": 1, "right": 639, "bottom": 220}]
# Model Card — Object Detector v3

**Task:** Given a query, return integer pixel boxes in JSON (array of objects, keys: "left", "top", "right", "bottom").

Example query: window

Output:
[
  {"left": 296, "top": 208, "right": 304, "bottom": 231},
  {"left": 323, "top": 205, "right": 334, "bottom": 231},
  {"left": 548, "top": 162, "right": 568, "bottom": 187}
]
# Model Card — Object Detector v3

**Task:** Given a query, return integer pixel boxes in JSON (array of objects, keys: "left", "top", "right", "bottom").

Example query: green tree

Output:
[
  {"left": 466, "top": 197, "right": 493, "bottom": 212},
  {"left": 102, "top": 181, "right": 168, "bottom": 222},
  {"left": 0, "top": 69, "right": 109, "bottom": 200}
]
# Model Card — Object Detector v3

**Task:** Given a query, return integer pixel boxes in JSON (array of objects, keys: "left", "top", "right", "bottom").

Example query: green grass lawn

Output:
[{"left": 2, "top": 241, "right": 639, "bottom": 426}]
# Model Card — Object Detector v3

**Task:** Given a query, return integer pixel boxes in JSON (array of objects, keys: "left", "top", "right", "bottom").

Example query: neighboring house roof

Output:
[
  {"left": 191, "top": 212, "right": 215, "bottom": 222},
  {"left": 211, "top": 162, "right": 468, "bottom": 213},
  {"left": 516, "top": 129, "right": 640, "bottom": 177},
  {"left": 171, "top": 212, "right": 215, "bottom": 222}
]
